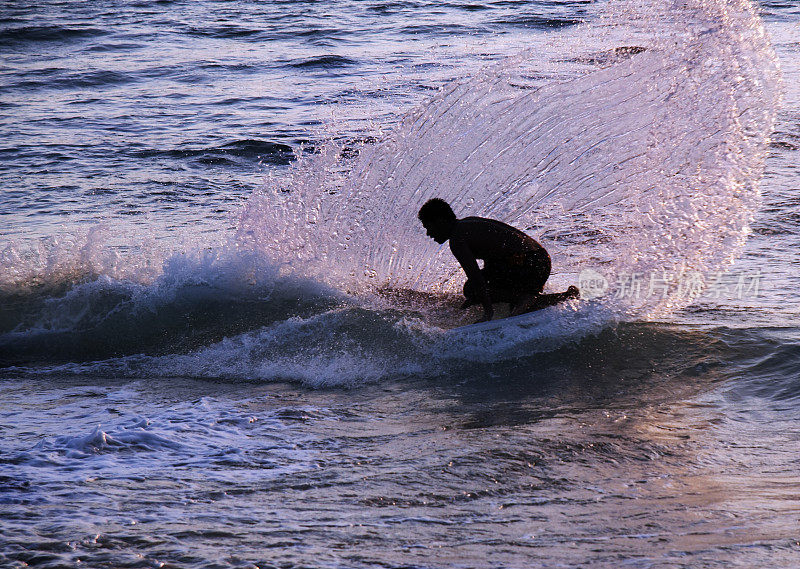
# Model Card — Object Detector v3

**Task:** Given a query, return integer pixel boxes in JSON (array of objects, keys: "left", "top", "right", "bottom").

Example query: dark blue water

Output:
[
  {"left": 1, "top": 0, "right": 586, "bottom": 242},
  {"left": 2, "top": 1, "right": 800, "bottom": 568}
]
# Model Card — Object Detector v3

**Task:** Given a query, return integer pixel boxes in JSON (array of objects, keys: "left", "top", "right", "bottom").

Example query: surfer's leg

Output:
[
  {"left": 509, "top": 292, "right": 538, "bottom": 315},
  {"left": 512, "top": 286, "right": 580, "bottom": 314},
  {"left": 528, "top": 249, "right": 552, "bottom": 294},
  {"left": 462, "top": 272, "right": 516, "bottom": 308},
  {"left": 508, "top": 251, "right": 552, "bottom": 315}
]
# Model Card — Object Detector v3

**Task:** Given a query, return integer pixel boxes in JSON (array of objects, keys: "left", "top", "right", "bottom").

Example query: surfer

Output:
[{"left": 418, "top": 198, "right": 578, "bottom": 323}]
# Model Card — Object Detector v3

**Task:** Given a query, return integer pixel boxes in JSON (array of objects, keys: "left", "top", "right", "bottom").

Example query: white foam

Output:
[{"left": 237, "top": 0, "right": 780, "bottom": 321}]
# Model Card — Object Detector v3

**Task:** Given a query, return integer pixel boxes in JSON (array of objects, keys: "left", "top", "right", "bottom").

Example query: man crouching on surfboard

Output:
[{"left": 418, "top": 198, "right": 578, "bottom": 323}]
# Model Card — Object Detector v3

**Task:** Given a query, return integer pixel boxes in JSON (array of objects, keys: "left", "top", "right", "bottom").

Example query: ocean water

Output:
[{"left": 1, "top": 0, "right": 799, "bottom": 567}]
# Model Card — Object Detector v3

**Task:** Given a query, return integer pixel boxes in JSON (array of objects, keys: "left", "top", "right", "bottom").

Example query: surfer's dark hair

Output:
[{"left": 418, "top": 198, "right": 456, "bottom": 224}]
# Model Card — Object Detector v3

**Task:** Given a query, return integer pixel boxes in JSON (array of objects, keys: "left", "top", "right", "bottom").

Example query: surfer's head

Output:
[{"left": 419, "top": 198, "right": 456, "bottom": 244}]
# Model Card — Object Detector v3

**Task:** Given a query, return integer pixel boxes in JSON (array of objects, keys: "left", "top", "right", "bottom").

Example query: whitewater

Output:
[{"left": 1, "top": 0, "right": 799, "bottom": 567}]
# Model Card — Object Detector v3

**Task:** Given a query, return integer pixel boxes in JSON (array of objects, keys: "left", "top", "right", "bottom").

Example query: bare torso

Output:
[{"left": 449, "top": 216, "right": 545, "bottom": 270}]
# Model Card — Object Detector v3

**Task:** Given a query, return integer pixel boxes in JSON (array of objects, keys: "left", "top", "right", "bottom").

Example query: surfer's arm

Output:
[{"left": 451, "top": 241, "right": 493, "bottom": 322}]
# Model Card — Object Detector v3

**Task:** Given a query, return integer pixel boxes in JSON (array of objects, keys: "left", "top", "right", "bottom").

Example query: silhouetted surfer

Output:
[{"left": 418, "top": 198, "right": 578, "bottom": 323}]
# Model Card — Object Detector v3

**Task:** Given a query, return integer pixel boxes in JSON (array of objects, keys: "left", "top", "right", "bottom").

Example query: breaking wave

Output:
[
  {"left": 238, "top": 0, "right": 780, "bottom": 319},
  {"left": 0, "top": 0, "right": 781, "bottom": 384}
]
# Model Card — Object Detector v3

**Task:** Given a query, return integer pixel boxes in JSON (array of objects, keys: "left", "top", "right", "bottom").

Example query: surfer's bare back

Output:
[{"left": 418, "top": 198, "right": 578, "bottom": 323}]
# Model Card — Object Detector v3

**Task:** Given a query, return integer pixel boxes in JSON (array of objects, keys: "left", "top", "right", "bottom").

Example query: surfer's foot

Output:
[{"left": 510, "top": 287, "right": 580, "bottom": 316}]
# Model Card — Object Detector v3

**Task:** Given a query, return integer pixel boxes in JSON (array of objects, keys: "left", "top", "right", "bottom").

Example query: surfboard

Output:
[
  {"left": 448, "top": 310, "right": 541, "bottom": 334},
  {"left": 448, "top": 286, "right": 580, "bottom": 333}
]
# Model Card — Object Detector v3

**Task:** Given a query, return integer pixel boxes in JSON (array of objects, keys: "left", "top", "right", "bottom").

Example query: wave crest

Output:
[{"left": 237, "top": 0, "right": 780, "bottom": 319}]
